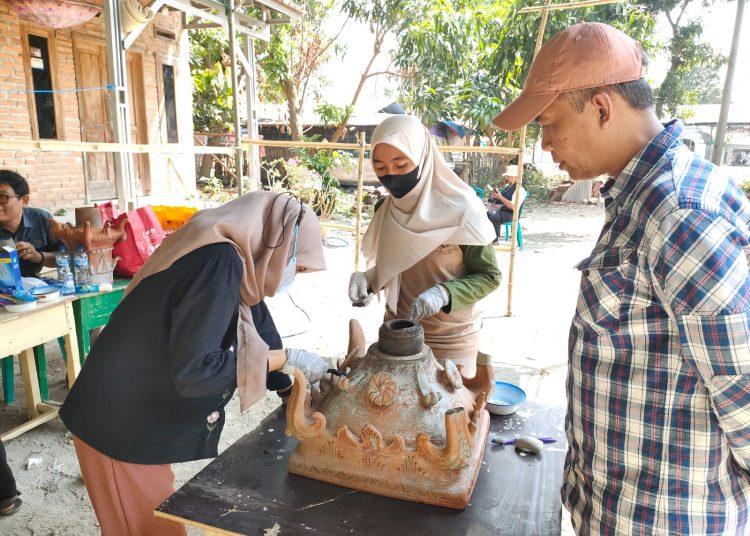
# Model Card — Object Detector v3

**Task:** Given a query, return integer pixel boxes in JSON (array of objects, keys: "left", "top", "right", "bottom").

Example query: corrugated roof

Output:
[{"left": 680, "top": 103, "right": 750, "bottom": 125}]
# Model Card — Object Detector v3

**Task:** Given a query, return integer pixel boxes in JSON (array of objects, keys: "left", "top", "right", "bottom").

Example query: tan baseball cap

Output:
[{"left": 492, "top": 22, "right": 644, "bottom": 131}]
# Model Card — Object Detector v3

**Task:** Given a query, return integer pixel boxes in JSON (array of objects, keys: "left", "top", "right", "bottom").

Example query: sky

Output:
[
  {"left": 316, "top": 2, "right": 749, "bottom": 116},
  {"left": 650, "top": 1, "right": 749, "bottom": 103}
]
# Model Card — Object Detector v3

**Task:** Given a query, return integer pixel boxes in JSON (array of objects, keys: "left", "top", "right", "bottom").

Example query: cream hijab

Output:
[
  {"left": 126, "top": 192, "right": 326, "bottom": 411},
  {"left": 362, "top": 115, "right": 496, "bottom": 310}
]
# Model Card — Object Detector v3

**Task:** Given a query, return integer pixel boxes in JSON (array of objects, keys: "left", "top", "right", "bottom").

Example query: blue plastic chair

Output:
[
  {"left": 501, "top": 193, "right": 528, "bottom": 249},
  {"left": 1, "top": 338, "right": 66, "bottom": 404}
]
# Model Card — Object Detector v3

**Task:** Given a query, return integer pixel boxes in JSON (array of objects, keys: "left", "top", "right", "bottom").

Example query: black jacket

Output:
[{"left": 60, "top": 243, "right": 281, "bottom": 464}]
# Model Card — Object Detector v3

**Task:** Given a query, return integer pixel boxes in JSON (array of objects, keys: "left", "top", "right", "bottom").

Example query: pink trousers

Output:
[{"left": 72, "top": 436, "right": 187, "bottom": 536}]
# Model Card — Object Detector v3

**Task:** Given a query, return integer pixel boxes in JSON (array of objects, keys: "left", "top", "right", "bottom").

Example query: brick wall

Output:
[{"left": 0, "top": 3, "right": 195, "bottom": 213}]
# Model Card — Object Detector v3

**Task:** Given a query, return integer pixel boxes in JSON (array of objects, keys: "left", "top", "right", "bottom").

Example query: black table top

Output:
[{"left": 157, "top": 400, "right": 566, "bottom": 536}]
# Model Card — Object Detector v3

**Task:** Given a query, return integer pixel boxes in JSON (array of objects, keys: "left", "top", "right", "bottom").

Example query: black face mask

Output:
[{"left": 378, "top": 166, "right": 420, "bottom": 198}]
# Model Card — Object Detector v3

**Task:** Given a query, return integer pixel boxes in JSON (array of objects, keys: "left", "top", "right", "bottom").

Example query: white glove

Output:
[
  {"left": 348, "top": 271, "right": 374, "bottom": 306},
  {"left": 409, "top": 285, "right": 450, "bottom": 322},
  {"left": 284, "top": 348, "right": 329, "bottom": 385}
]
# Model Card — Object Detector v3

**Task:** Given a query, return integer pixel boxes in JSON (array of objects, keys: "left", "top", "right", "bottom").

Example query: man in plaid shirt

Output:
[{"left": 494, "top": 22, "right": 750, "bottom": 534}]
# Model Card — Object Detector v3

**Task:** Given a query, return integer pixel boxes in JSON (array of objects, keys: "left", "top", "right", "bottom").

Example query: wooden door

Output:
[
  {"left": 73, "top": 37, "right": 115, "bottom": 201},
  {"left": 126, "top": 53, "right": 150, "bottom": 195}
]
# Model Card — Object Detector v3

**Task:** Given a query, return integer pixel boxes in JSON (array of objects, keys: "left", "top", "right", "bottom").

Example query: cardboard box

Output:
[{"left": 0, "top": 245, "right": 23, "bottom": 290}]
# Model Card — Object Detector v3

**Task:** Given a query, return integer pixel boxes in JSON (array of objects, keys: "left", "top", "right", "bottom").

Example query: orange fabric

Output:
[{"left": 73, "top": 436, "right": 187, "bottom": 536}]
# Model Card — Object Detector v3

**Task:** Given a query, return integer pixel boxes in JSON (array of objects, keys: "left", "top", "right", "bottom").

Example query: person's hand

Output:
[
  {"left": 15, "top": 241, "right": 42, "bottom": 263},
  {"left": 284, "top": 348, "right": 329, "bottom": 384},
  {"left": 348, "top": 271, "right": 374, "bottom": 306},
  {"left": 409, "top": 285, "right": 450, "bottom": 322}
]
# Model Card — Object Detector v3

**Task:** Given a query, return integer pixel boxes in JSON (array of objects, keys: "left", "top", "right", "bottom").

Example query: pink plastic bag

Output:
[{"left": 112, "top": 206, "right": 166, "bottom": 277}]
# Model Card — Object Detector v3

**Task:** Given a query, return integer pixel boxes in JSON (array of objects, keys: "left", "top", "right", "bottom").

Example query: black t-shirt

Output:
[
  {"left": 60, "top": 243, "right": 280, "bottom": 464},
  {"left": 0, "top": 207, "right": 60, "bottom": 276}
]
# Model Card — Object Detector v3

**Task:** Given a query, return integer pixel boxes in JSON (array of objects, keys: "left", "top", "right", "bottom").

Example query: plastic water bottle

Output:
[
  {"left": 73, "top": 245, "right": 92, "bottom": 292},
  {"left": 56, "top": 247, "right": 75, "bottom": 294},
  {"left": 55, "top": 246, "right": 70, "bottom": 281}
]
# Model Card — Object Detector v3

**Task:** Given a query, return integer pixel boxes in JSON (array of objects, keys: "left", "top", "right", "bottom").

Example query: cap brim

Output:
[{"left": 492, "top": 92, "right": 559, "bottom": 131}]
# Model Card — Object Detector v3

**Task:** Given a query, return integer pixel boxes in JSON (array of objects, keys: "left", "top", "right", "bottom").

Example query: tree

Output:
[
  {"left": 255, "top": 0, "right": 344, "bottom": 140},
  {"left": 390, "top": 0, "right": 656, "bottom": 142},
  {"left": 643, "top": 0, "right": 725, "bottom": 118},
  {"left": 317, "top": 0, "right": 409, "bottom": 143},
  {"left": 190, "top": 28, "right": 235, "bottom": 180}
]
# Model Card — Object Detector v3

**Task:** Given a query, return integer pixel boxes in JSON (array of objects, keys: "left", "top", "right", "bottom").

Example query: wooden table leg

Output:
[
  {"left": 63, "top": 303, "right": 81, "bottom": 386},
  {"left": 18, "top": 348, "right": 41, "bottom": 419}
]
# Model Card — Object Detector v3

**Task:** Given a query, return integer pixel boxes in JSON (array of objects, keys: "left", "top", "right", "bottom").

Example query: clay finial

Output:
[
  {"left": 285, "top": 368, "right": 326, "bottom": 439},
  {"left": 462, "top": 351, "right": 495, "bottom": 401}
]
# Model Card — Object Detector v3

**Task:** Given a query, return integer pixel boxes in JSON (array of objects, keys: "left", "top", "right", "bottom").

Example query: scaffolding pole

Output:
[
  {"left": 227, "top": 0, "right": 245, "bottom": 196},
  {"left": 354, "top": 131, "right": 366, "bottom": 270},
  {"left": 243, "top": 35, "right": 261, "bottom": 191},
  {"left": 103, "top": 0, "right": 136, "bottom": 210},
  {"left": 711, "top": 0, "right": 746, "bottom": 165}
]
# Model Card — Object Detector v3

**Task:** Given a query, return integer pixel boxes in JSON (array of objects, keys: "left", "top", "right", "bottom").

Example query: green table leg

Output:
[
  {"left": 32, "top": 346, "right": 49, "bottom": 401},
  {"left": 76, "top": 321, "right": 90, "bottom": 367},
  {"left": 1, "top": 356, "right": 13, "bottom": 405},
  {"left": 57, "top": 337, "right": 67, "bottom": 363}
]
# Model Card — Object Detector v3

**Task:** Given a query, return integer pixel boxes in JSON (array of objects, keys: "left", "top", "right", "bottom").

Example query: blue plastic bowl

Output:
[{"left": 486, "top": 381, "right": 526, "bottom": 415}]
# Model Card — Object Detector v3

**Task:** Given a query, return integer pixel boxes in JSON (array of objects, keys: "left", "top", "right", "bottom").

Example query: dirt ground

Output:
[{"left": 0, "top": 200, "right": 604, "bottom": 535}]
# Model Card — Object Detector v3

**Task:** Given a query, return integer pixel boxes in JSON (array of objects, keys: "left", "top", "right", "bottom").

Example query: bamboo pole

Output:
[
  {"left": 519, "top": 0, "right": 621, "bottom": 12},
  {"left": 505, "top": 0, "right": 554, "bottom": 317},
  {"left": 0, "top": 139, "right": 234, "bottom": 154},
  {"left": 227, "top": 0, "right": 244, "bottom": 196},
  {"left": 241, "top": 137, "right": 522, "bottom": 155},
  {"left": 354, "top": 131, "right": 366, "bottom": 270}
]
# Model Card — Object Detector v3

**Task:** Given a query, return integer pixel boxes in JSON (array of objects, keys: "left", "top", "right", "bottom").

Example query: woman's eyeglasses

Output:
[{"left": 0, "top": 194, "right": 21, "bottom": 205}]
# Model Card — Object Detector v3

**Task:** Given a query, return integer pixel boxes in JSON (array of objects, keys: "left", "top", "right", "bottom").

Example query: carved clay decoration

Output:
[
  {"left": 440, "top": 359, "right": 464, "bottom": 391},
  {"left": 49, "top": 207, "right": 126, "bottom": 279},
  {"left": 286, "top": 319, "right": 495, "bottom": 509}
]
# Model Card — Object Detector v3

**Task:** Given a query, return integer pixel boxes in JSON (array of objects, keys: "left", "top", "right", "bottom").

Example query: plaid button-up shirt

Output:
[{"left": 563, "top": 121, "right": 750, "bottom": 535}]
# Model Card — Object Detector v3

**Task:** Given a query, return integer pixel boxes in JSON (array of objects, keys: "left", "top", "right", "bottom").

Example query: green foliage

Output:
[
  {"left": 315, "top": 103, "right": 354, "bottom": 127},
  {"left": 392, "top": 0, "right": 656, "bottom": 141},
  {"left": 341, "top": 0, "right": 407, "bottom": 29},
  {"left": 259, "top": 148, "right": 353, "bottom": 221},
  {"left": 195, "top": 177, "right": 234, "bottom": 206},
  {"left": 190, "top": 29, "right": 233, "bottom": 134},
  {"left": 255, "top": 0, "right": 341, "bottom": 139},
  {"left": 296, "top": 147, "right": 354, "bottom": 190},
  {"left": 192, "top": 63, "right": 234, "bottom": 133},
  {"left": 641, "top": 4, "right": 726, "bottom": 118},
  {"left": 519, "top": 165, "right": 553, "bottom": 201}
]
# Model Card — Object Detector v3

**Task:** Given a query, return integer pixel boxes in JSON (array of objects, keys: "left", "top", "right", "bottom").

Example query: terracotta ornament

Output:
[
  {"left": 286, "top": 319, "right": 495, "bottom": 509},
  {"left": 49, "top": 207, "right": 126, "bottom": 279}
]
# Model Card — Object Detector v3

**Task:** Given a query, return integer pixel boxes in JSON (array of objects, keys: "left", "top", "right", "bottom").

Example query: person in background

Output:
[
  {"left": 0, "top": 439, "right": 21, "bottom": 516},
  {"left": 453, "top": 166, "right": 466, "bottom": 181},
  {"left": 486, "top": 165, "right": 527, "bottom": 245},
  {"left": 348, "top": 115, "right": 500, "bottom": 377},
  {"left": 494, "top": 22, "right": 750, "bottom": 535},
  {"left": 0, "top": 170, "right": 58, "bottom": 277},
  {"left": 60, "top": 192, "right": 330, "bottom": 536}
]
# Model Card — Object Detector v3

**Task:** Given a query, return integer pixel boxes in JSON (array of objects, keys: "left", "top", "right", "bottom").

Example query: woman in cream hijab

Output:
[
  {"left": 349, "top": 114, "right": 500, "bottom": 376},
  {"left": 61, "top": 192, "right": 328, "bottom": 536}
]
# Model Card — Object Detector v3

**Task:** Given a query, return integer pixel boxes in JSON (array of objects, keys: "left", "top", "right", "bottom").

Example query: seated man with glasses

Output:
[{"left": 0, "top": 170, "right": 59, "bottom": 277}]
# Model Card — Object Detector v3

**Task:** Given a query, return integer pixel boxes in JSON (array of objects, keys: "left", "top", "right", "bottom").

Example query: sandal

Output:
[{"left": 0, "top": 496, "right": 21, "bottom": 516}]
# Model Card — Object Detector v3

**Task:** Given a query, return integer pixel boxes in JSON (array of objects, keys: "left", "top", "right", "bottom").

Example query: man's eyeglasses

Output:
[{"left": 0, "top": 194, "right": 21, "bottom": 205}]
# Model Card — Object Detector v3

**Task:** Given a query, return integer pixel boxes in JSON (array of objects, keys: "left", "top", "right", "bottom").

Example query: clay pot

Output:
[
  {"left": 49, "top": 210, "right": 127, "bottom": 276},
  {"left": 286, "top": 319, "right": 494, "bottom": 509}
]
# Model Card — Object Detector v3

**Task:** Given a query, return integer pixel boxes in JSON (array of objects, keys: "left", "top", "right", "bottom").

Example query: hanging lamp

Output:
[{"left": 6, "top": 0, "right": 101, "bottom": 29}]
